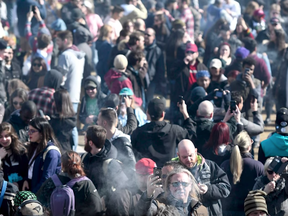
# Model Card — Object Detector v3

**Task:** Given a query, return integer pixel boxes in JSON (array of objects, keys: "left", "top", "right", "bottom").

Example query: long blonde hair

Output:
[
  {"left": 98, "top": 25, "right": 112, "bottom": 41},
  {"left": 230, "top": 131, "right": 251, "bottom": 184}
]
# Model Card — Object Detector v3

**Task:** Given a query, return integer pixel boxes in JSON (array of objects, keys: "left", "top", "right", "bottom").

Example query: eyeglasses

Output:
[
  {"left": 33, "top": 63, "right": 42, "bottom": 67},
  {"left": 13, "top": 101, "right": 23, "bottom": 106},
  {"left": 27, "top": 129, "right": 38, "bottom": 135},
  {"left": 85, "top": 87, "right": 96, "bottom": 91},
  {"left": 171, "top": 182, "right": 190, "bottom": 188},
  {"left": 267, "top": 170, "right": 275, "bottom": 175}
]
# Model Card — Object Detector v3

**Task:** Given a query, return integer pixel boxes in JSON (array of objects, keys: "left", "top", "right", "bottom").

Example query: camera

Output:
[{"left": 268, "top": 156, "right": 288, "bottom": 174}]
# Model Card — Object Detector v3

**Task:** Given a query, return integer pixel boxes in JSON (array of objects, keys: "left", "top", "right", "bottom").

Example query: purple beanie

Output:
[{"left": 235, "top": 47, "right": 250, "bottom": 60}]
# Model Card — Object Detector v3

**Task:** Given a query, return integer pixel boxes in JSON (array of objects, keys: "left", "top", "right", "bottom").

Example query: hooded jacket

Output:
[
  {"left": 8, "top": 110, "right": 29, "bottom": 143},
  {"left": 31, "top": 141, "right": 61, "bottom": 193},
  {"left": 82, "top": 140, "right": 128, "bottom": 197},
  {"left": 49, "top": 114, "right": 77, "bottom": 152},
  {"left": 258, "top": 133, "right": 288, "bottom": 164},
  {"left": 173, "top": 154, "right": 231, "bottom": 216},
  {"left": 36, "top": 172, "right": 103, "bottom": 216},
  {"left": 104, "top": 68, "right": 133, "bottom": 95},
  {"left": 131, "top": 118, "right": 196, "bottom": 167},
  {"left": 110, "top": 128, "right": 136, "bottom": 177},
  {"left": 79, "top": 76, "right": 106, "bottom": 125},
  {"left": 43, "top": 69, "right": 63, "bottom": 90},
  {"left": 59, "top": 45, "right": 85, "bottom": 103}
]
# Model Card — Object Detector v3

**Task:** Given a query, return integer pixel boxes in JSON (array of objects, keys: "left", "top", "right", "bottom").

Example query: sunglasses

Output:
[
  {"left": 27, "top": 129, "right": 38, "bottom": 135},
  {"left": 13, "top": 101, "right": 23, "bottom": 106},
  {"left": 171, "top": 182, "right": 190, "bottom": 188},
  {"left": 267, "top": 170, "right": 275, "bottom": 175},
  {"left": 85, "top": 87, "right": 96, "bottom": 91},
  {"left": 33, "top": 63, "right": 42, "bottom": 67}
]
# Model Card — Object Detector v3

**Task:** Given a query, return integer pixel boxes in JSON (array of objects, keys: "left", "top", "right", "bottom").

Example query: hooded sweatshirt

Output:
[
  {"left": 59, "top": 45, "right": 85, "bottom": 103},
  {"left": 260, "top": 133, "right": 288, "bottom": 162}
]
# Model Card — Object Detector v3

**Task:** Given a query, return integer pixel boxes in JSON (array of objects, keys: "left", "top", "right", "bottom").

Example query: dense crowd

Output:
[{"left": 0, "top": 0, "right": 287, "bottom": 215}]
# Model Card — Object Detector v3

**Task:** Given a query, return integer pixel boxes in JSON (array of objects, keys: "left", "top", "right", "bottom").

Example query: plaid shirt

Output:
[
  {"left": 28, "top": 87, "right": 55, "bottom": 116},
  {"left": 180, "top": 7, "right": 194, "bottom": 42}
]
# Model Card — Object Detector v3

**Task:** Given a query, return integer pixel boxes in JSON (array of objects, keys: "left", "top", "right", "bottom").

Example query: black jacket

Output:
[
  {"left": 116, "top": 107, "right": 138, "bottom": 135},
  {"left": 4, "top": 59, "right": 21, "bottom": 83},
  {"left": 61, "top": 3, "right": 85, "bottom": 27},
  {"left": 131, "top": 118, "right": 196, "bottom": 167},
  {"left": 79, "top": 76, "right": 106, "bottom": 125},
  {"left": 145, "top": 42, "right": 165, "bottom": 83},
  {"left": 8, "top": 110, "right": 29, "bottom": 143},
  {"left": 36, "top": 173, "right": 103, "bottom": 216},
  {"left": 220, "top": 153, "right": 264, "bottom": 213},
  {"left": 0, "top": 170, "right": 19, "bottom": 216},
  {"left": 82, "top": 140, "right": 128, "bottom": 197},
  {"left": 224, "top": 59, "right": 243, "bottom": 77},
  {"left": 49, "top": 114, "right": 77, "bottom": 152}
]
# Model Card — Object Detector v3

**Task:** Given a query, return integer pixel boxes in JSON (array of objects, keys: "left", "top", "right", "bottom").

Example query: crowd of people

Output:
[{"left": 0, "top": 0, "right": 287, "bottom": 215}]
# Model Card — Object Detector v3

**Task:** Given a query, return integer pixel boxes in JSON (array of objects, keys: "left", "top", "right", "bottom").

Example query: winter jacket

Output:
[
  {"left": 110, "top": 128, "right": 136, "bottom": 177},
  {"left": 60, "top": 2, "right": 85, "bottom": 27},
  {"left": 79, "top": 76, "right": 106, "bottom": 125},
  {"left": 0, "top": 60, "right": 7, "bottom": 103},
  {"left": 0, "top": 170, "right": 19, "bottom": 216},
  {"left": 134, "top": 191, "right": 208, "bottom": 216},
  {"left": 82, "top": 140, "right": 128, "bottom": 197},
  {"left": 120, "top": 2, "right": 147, "bottom": 24},
  {"left": 145, "top": 42, "right": 165, "bottom": 83},
  {"left": 254, "top": 174, "right": 288, "bottom": 216},
  {"left": 30, "top": 141, "right": 61, "bottom": 193},
  {"left": 172, "top": 154, "right": 231, "bottom": 216},
  {"left": 131, "top": 118, "right": 196, "bottom": 167},
  {"left": 17, "top": 0, "right": 46, "bottom": 37},
  {"left": 49, "top": 114, "right": 77, "bottom": 152},
  {"left": 96, "top": 39, "right": 112, "bottom": 79},
  {"left": 4, "top": 60, "right": 21, "bottom": 82},
  {"left": 220, "top": 153, "right": 264, "bottom": 214},
  {"left": 59, "top": 45, "right": 85, "bottom": 103},
  {"left": 241, "top": 111, "right": 264, "bottom": 137},
  {"left": 106, "top": 186, "right": 143, "bottom": 216},
  {"left": 1, "top": 147, "right": 29, "bottom": 191},
  {"left": 195, "top": 118, "right": 238, "bottom": 154},
  {"left": 153, "top": 24, "right": 170, "bottom": 50},
  {"left": 104, "top": 68, "right": 133, "bottom": 95},
  {"left": 258, "top": 133, "right": 288, "bottom": 164},
  {"left": 8, "top": 110, "right": 29, "bottom": 143},
  {"left": 202, "top": 144, "right": 233, "bottom": 167},
  {"left": 224, "top": 59, "right": 243, "bottom": 77},
  {"left": 78, "top": 42, "right": 94, "bottom": 82},
  {"left": 36, "top": 173, "right": 103, "bottom": 216}
]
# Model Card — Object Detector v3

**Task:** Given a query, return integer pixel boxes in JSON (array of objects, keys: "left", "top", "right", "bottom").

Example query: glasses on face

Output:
[
  {"left": 267, "top": 170, "right": 275, "bottom": 175},
  {"left": 171, "top": 182, "right": 190, "bottom": 188},
  {"left": 85, "top": 87, "right": 96, "bottom": 91},
  {"left": 27, "top": 129, "right": 38, "bottom": 135},
  {"left": 154, "top": 19, "right": 160, "bottom": 22},
  {"left": 33, "top": 63, "right": 42, "bottom": 67},
  {"left": 13, "top": 101, "right": 23, "bottom": 106}
]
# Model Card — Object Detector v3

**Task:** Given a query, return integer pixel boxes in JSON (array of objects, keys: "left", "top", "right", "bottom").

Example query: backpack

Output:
[{"left": 50, "top": 174, "right": 90, "bottom": 216}]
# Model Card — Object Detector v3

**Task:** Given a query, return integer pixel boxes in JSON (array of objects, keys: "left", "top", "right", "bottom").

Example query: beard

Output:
[{"left": 84, "top": 141, "right": 91, "bottom": 153}]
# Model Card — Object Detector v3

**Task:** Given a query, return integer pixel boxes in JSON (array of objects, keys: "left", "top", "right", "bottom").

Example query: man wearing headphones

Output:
[{"left": 258, "top": 107, "right": 288, "bottom": 164}]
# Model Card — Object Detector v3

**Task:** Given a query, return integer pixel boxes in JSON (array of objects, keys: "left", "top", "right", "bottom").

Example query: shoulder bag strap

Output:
[
  {"left": 0, "top": 181, "right": 7, "bottom": 207},
  {"left": 66, "top": 176, "right": 90, "bottom": 188},
  {"left": 51, "top": 174, "right": 63, "bottom": 187}
]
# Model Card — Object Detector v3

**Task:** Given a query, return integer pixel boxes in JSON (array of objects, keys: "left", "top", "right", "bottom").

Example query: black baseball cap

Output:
[{"left": 148, "top": 97, "right": 166, "bottom": 119}]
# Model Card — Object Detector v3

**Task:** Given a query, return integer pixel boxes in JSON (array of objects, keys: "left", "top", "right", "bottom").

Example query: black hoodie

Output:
[
  {"left": 79, "top": 76, "right": 106, "bottom": 125},
  {"left": 82, "top": 140, "right": 128, "bottom": 197},
  {"left": 43, "top": 69, "right": 63, "bottom": 90}
]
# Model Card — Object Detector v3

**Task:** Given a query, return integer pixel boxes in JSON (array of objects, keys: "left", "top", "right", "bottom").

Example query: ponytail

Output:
[{"left": 230, "top": 145, "right": 243, "bottom": 184}]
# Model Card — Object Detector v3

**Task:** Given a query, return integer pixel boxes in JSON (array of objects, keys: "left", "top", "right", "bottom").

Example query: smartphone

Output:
[
  {"left": 39, "top": 109, "right": 45, "bottom": 118},
  {"left": 230, "top": 100, "right": 236, "bottom": 113},
  {"left": 32, "top": 5, "right": 36, "bottom": 14},
  {"left": 215, "top": 91, "right": 223, "bottom": 98},
  {"left": 121, "top": 95, "right": 127, "bottom": 103},
  {"left": 244, "top": 68, "right": 250, "bottom": 75},
  {"left": 153, "top": 167, "right": 162, "bottom": 178},
  {"left": 178, "top": 95, "right": 184, "bottom": 105}
]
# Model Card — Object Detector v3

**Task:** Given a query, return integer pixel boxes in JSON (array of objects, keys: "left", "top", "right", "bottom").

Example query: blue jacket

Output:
[
  {"left": 17, "top": 0, "right": 46, "bottom": 37},
  {"left": 259, "top": 133, "right": 288, "bottom": 164},
  {"left": 31, "top": 141, "right": 61, "bottom": 193}
]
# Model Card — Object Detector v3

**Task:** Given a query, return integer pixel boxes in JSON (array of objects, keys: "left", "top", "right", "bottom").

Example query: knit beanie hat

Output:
[
  {"left": 190, "top": 86, "right": 206, "bottom": 102},
  {"left": 235, "top": 47, "right": 250, "bottom": 60},
  {"left": 14, "top": 191, "right": 37, "bottom": 207},
  {"left": 114, "top": 54, "right": 128, "bottom": 71},
  {"left": 196, "top": 70, "right": 210, "bottom": 80},
  {"left": 244, "top": 190, "right": 268, "bottom": 216}
]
